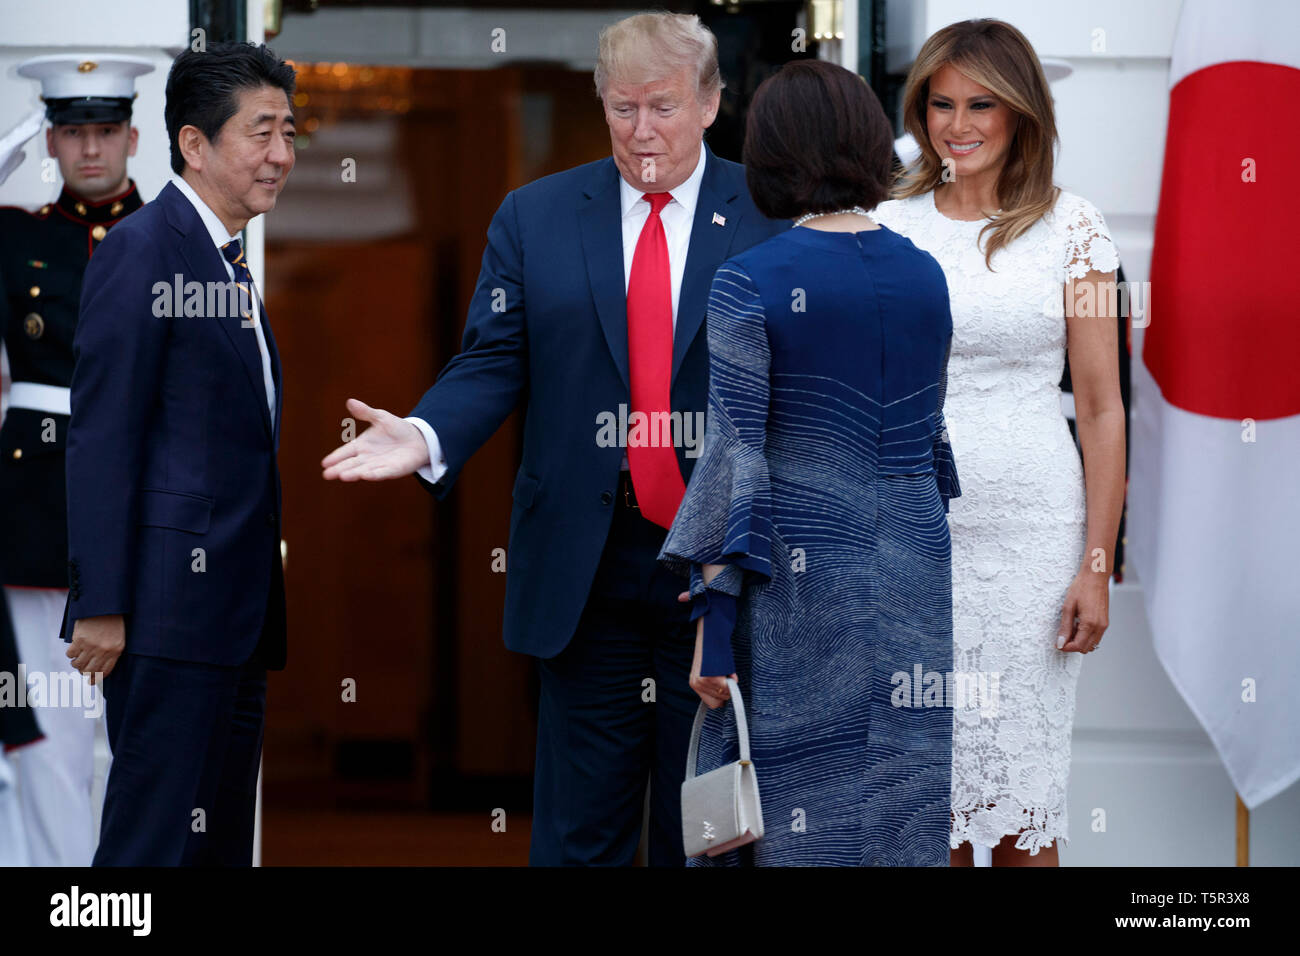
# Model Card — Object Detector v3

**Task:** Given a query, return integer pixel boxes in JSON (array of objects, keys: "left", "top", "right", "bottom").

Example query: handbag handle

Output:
[{"left": 684, "top": 677, "right": 751, "bottom": 778}]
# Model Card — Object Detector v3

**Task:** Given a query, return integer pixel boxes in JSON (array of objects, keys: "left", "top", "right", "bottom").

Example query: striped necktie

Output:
[{"left": 220, "top": 237, "right": 257, "bottom": 328}]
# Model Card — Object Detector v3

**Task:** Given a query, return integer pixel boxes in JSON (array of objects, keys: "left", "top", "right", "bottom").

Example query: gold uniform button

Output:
[
  {"left": 24, "top": 313, "right": 44, "bottom": 339},
  {"left": 110, "top": 201, "right": 124, "bottom": 216},
  {"left": 39, "top": 204, "right": 51, "bottom": 215},
  {"left": 12, "top": 449, "right": 22, "bottom": 460},
  {"left": 29, "top": 285, "right": 40, "bottom": 297},
  {"left": 75, "top": 202, "right": 88, "bottom": 216},
  {"left": 91, "top": 225, "right": 107, "bottom": 241}
]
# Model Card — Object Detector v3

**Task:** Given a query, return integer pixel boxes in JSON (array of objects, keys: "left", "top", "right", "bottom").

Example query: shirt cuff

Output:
[
  {"left": 691, "top": 589, "right": 738, "bottom": 677},
  {"left": 403, "top": 416, "right": 448, "bottom": 484}
]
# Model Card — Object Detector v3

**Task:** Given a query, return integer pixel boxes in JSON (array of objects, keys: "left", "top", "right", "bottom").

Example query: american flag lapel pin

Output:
[{"left": 712, "top": 212, "right": 726, "bottom": 226}]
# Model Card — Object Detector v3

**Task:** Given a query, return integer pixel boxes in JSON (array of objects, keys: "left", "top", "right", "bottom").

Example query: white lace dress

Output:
[{"left": 873, "top": 189, "right": 1119, "bottom": 854}]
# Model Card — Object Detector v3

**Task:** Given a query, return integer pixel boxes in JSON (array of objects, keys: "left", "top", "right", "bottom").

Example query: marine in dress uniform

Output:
[{"left": 0, "top": 52, "right": 152, "bottom": 867}]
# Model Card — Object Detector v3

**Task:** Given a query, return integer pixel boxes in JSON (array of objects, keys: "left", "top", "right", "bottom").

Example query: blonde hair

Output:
[
  {"left": 594, "top": 12, "right": 723, "bottom": 103},
  {"left": 894, "top": 18, "right": 1059, "bottom": 270}
]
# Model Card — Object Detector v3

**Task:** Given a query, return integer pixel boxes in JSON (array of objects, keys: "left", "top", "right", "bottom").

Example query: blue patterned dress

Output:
[{"left": 659, "top": 224, "right": 960, "bottom": 866}]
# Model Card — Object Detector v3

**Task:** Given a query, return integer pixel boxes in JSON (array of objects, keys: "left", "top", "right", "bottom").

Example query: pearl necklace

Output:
[{"left": 793, "top": 206, "right": 870, "bottom": 227}]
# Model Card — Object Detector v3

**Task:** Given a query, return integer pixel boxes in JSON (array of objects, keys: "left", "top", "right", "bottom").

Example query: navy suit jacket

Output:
[
  {"left": 63, "top": 181, "right": 286, "bottom": 669},
  {"left": 410, "top": 144, "right": 788, "bottom": 659}
]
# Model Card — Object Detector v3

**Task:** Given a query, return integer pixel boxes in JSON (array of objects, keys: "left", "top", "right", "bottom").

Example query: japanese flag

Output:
[{"left": 1129, "top": 0, "right": 1300, "bottom": 808}]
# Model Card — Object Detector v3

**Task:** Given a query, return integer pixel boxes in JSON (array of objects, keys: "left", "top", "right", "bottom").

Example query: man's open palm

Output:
[{"left": 321, "top": 398, "right": 430, "bottom": 481}]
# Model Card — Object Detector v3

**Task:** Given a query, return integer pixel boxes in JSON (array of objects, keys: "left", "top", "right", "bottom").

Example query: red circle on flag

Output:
[{"left": 1145, "top": 61, "right": 1300, "bottom": 420}]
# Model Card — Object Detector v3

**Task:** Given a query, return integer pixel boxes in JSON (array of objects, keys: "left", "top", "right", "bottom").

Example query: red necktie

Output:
[{"left": 626, "top": 192, "right": 686, "bottom": 529}]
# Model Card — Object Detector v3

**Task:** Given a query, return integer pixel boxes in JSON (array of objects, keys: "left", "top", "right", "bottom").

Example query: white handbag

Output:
[{"left": 681, "top": 677, "right": 764, "bottom": 858}]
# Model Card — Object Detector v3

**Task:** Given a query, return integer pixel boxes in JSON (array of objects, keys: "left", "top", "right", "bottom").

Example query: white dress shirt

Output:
[
  {"left": 170, "top": 174, "right": 276, "bottom": 422},
  {"left": 408, "top": 145, "right": 708, "bottom": 483}
]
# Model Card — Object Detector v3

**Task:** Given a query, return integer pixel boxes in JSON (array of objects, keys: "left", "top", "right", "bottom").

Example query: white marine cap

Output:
[{"left": 17, "top": 53, "right": 154, "bottom": 123}]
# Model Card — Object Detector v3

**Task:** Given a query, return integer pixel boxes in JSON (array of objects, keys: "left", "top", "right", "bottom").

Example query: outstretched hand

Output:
[{"left": 321, "top": 398, "right": 430, "bottom": 482}]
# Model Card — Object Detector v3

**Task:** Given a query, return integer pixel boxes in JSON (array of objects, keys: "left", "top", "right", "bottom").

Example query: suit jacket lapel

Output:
[
  {"left": 673, "top": 147, "right": 740, "bottom": 385},
  {"left": 162, "top": 182, "right": 274, "bottom": 441},
  {"left": 577, "top": 160, "right": 630, "bottom": 391}
]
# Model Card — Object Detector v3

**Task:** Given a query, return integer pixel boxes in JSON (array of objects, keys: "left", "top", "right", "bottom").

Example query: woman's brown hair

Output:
[
  {"left": 894, "top": 18, "right": 1059, "bottom": 269},
  {"left": 744, "top": 59, "right": 894, "bottom": 219}
]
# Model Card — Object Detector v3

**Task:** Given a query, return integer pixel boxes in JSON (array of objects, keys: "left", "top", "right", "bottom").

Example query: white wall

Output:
[{"left": 884, "top": 0, "right": 1300, "bottom": 865}]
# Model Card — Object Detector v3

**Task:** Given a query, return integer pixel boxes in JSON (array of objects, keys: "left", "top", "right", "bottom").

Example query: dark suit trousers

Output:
[
  {"left": 530, "top": 489, "right": 699, "bottom": 866},
  {"left": 93, "top": 646, "right": 268, "bottom": 867}
]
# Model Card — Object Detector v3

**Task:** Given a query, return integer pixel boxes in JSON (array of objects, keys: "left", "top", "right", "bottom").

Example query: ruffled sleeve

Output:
[
  {"left": 933, "top": 334, "right": 960, "bottom": 511},
  {"left": 659, "top": 262, "right": 774, "bottom": 674},
  {"left": 1061, "top": 193, "right": 1119, "bottom": 279}
]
